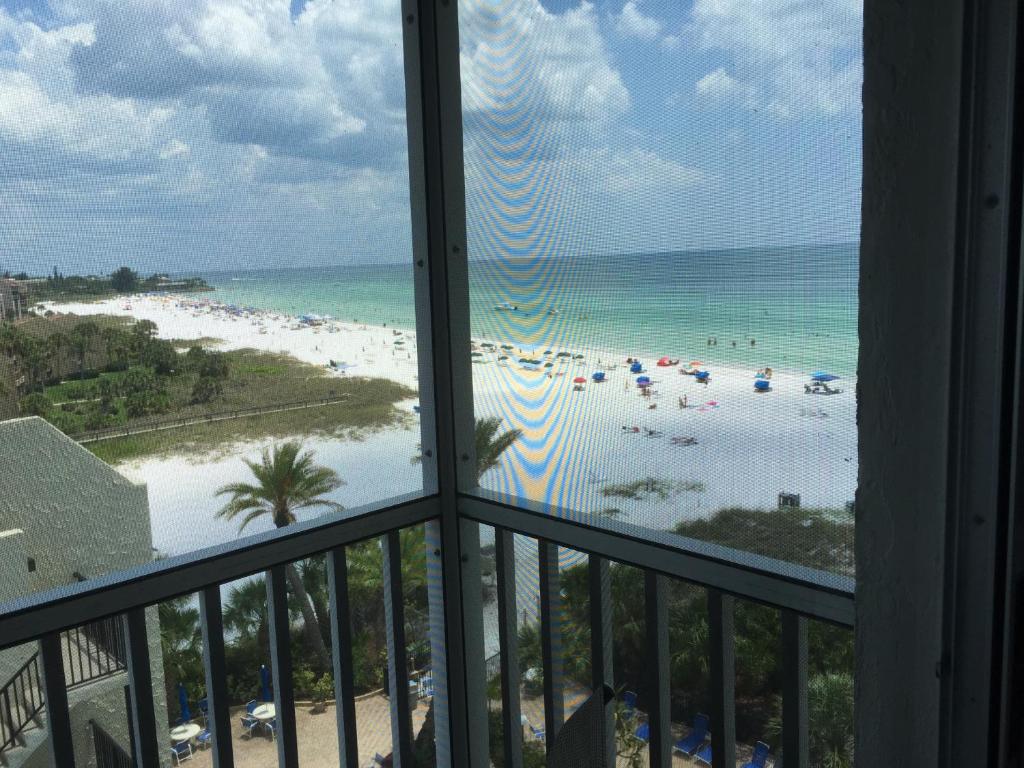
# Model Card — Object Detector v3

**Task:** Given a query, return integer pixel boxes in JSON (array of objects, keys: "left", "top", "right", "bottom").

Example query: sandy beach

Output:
[{"left": 43, "top": 293, "right": 856, "bottom": 540}]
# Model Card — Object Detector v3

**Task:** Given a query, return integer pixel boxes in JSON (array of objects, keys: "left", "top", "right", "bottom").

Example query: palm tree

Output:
[
  {"left": 69, "top": 321, "right": 99, "bottom": 380},
  {"left": 475, "top": 416, "right": 523, "bottom": 480},
  {"left": 216, "top": 441, "right": 344, "bottom": 669},
  {"left": 46, "top": 332, "right": 68, "bottom": 381}
]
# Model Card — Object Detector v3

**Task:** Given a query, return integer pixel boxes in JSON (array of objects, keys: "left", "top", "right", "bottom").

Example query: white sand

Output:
[{"left": 46, "top": 294, "right": 857, "bottom": 548}]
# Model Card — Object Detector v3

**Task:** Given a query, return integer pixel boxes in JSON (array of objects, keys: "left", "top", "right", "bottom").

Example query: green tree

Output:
[
  {"left": 110, "top": 267, "right": 139, "bottom": 293},
  {"left": 101, "top": 327, "right": 132, "bottom": 371},
  {"left": 19, "top": 392, "right": 52, "bottom": 417},
  {"left": 216, "top": 442, "right": 345, "bottom": 670},
  {"left": 46, "top": 331, "right": 68, "bottom": 380},
  {"left": 69, "top": 321, "right": 99, "bottom": 380},
  {"left": 191, "top": 375, "right": 222, "bottom": 404},
  {"left": 159, "top": 596, "right": 204, "bottom": 722},
  {"left": 475, "top": 416, "right": 523, "bottom": 480}
]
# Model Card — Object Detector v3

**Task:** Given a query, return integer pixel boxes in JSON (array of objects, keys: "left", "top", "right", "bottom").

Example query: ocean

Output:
[{"left": 195, "top": 243, "right": 859, "bottom": 376}]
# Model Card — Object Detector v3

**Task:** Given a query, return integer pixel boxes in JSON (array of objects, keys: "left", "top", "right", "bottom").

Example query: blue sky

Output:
[{"left": 0, "top": 0, "right": 861, "bottom": 275}]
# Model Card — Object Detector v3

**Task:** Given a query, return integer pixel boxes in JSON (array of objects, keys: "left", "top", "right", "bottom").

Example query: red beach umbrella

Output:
[{"left": 573, "top": 376, "right": 586, "bottom": 384}]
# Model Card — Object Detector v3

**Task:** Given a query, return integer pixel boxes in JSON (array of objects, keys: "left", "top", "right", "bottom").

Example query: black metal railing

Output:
[
  {"left": 92, "top": 719, "right": 133, "bottom": 768},
  {"left": 66, "top": 616, "right": 128, "bottom": 688},
  {"left": 0, "top": 653, "right": 43, "bottom": 754}
]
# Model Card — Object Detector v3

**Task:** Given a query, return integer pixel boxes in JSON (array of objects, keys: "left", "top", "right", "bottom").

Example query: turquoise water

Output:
[{"left": 196, "top": 243, "right": 858, "bottom": 376}]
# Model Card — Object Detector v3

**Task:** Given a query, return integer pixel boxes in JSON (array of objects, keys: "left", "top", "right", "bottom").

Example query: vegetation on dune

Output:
[
  {"left": 1, "top": 313, "right": 416, "bottom": 461},
  {"left": 601, "top": 477, "right": 706, "bottom": 500},
  {"left": 9, "top": 266, "right": 212, "bottom": 305}
]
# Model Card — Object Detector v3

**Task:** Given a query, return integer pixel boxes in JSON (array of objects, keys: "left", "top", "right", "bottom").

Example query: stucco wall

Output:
[{"left": 0, "top": 417, "right": 152, "bottom": 596}]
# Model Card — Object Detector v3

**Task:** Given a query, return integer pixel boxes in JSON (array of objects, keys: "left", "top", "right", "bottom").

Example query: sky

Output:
[{"left": 0, "top": 0, "right": 862, "bottom": 275}]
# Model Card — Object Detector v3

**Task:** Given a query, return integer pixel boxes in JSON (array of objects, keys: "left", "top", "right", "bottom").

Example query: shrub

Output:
[{"left": 19, "top": 392, "right": 52, "bottom": 417}]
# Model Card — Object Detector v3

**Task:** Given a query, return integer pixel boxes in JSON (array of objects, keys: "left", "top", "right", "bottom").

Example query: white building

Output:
[{"left": 0, "top": 417, "right": 168, "bottom": 768}]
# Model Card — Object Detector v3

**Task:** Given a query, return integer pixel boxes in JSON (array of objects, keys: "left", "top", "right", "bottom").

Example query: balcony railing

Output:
[{"left": 0, "top": 489, "right": 852, "bottom": 768}]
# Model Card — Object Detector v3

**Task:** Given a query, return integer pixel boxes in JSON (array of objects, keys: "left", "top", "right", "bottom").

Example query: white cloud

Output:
[
  {"left": 695, "top": 67, "right": 755, "bottom": 108},
  {"left": 690, "top": 0, "right": 862, "bottom": 117},
  {"left": 614, "top": 1, "right": 661, "bottom": 40},
  {"left": 159, "top": 139, "right": 191, "bottom": 159},
  {"left": 460, "top": 0, "right": 629, "bottom": 127}
]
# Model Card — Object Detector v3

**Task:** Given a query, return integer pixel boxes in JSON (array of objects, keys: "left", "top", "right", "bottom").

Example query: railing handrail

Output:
[
  {"left": 90, "top": 718, "right": 133, "bottom": 768},
  {"left": 0, "top": 652, "right": 42, "bottom": 754}
]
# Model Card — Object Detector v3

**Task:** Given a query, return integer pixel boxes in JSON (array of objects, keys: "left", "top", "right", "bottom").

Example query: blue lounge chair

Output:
[
  {"left": 673, "top": 713, "right": 709, "bottom": 756},
  {"left": 245, "top": 699, "right": 258, "bottom": 714},
  {"left": 264, "top": 718, "right": 277, "bottom": 740},
  {"left": 170, "top": 741, "right": 193, "bottom": 765},
  {"left": 196, "top": 728, "right": 212, "bottom": 749},
  {"left": 634, "top": 721, "right": 649, "bottom": 742},
  {"left": 198, "top": 697, "right": 209, "bottom": 724},
  {"left": 530, "top": 724, "right": 545, "bottom": 741},
  {"left": 622, "top": 690, "right": 638, "bottom": 717},
  {"left": 742, "top": 741, "right": 771, "bottom": 768},
  {"left": 695, "top": 743, "right": 712, "bottom": 766}
]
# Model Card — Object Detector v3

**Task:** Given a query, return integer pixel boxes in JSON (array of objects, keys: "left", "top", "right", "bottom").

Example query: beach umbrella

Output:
[
  {"left": 811, "top": 372, "right": 839, "bottom": 382},
  {"left": 657, "top": 356, "right": 672, "bottom": 366},
  {"left": 636, "top": 375, "right": 651, "bottom": 386},
  {"left": 695, "top": 371, "right": 710, "bottom": 381},
  {"left": 592, "top": 371, "right": 606, "bottom": 382},
  {"left": 177, "top": 682, "right": 192, "bottom": 723},
  {"left": 630, "top": 361, "right": 643, "bottom": 373},
  {"left": 754, "top": 379, "right": 771, "bottom": 392},
  {"left": 689, "top": 360, "right": 704, "bottom": 367},
  {"left": 260, "top": 664, "right": 272, "bottom": 702},
  {"left": 573, "top": 376, "right": 587, "bottom": 384}
]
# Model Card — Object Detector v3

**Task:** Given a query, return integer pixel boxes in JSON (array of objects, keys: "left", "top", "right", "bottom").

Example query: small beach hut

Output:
[
  {"left": 592, "top": 371, "right": 606, "bottom": 382},
  {"left": 630, "top": 361, "right": 643, "bottom": 374}
]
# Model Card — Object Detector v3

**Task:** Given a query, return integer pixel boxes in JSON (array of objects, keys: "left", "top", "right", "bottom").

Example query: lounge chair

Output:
[
  {"left": 170, "top": 742, "right": 193, "bottom": 765},
  {"left": 264, "top": 718, "right": 277, "bottom": 740},
  {"left": 634, "top": 721, "right": 649, "bottom": 742},
  {"left": 196, "top": 728, "right": 212, "bottom": 749},
  {"left": 530, "top": 724, "right": 546, "bottom": 741},
  {"left": 742, "top": 741, "right": 771, "bottom": 768},
  {"left": 673, "top": 713, "right": 709, "bottom": 755},
  {"left": 695, "top": 743, "right": 713, "bottom": 765}
]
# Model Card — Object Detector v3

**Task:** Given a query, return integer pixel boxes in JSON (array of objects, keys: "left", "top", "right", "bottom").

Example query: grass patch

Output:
[
  {"left": 601, "top": 477, "right": 706, "bottom": 500},
  {"left": 673, "top": 506, "right": 854, "bottom": 576},
  {"left": 170, "top": 337, "right": 223, "bottom": 350},
  {"left": 87, "top": 396, "right": 413, "bottom": 464}
]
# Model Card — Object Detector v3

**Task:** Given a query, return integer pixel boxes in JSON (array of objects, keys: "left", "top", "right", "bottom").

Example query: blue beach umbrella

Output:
[
  {"left": 592, "top": 371, "right": 606, "bottom": 382},
  {"left": 177, "top": 682, "right": 192, "bottom": 723},
  {"left": 630, "top": 361, "right": 643, "bottom": 374},
  {"left": 695, "top": 370, "right": 710, "bottom": 381},
  {"left": 636, "top": 375, "right": 651, "bottom": 386},
  {"left": 260, "top": 664, "right": 272, "bottom": 702},
  {"left": 754, "top": 379, "right": 771, "bottom": 392},
  {"left": 811, "top": 372, "right": 840, "bottom": 382}
]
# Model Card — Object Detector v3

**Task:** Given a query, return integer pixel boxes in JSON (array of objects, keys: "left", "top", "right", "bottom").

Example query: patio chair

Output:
[
  {"left": 196, "top": 729, "right": 213, "bottom": 750},
  {"left": 245, "top": 699, "right": 258, "bottom": 714},
  {"left": 695, "top": 743, "right": 713, "bottom": 766},
  {"left": 240, "top": 713, "right": 260, "bottom": 738},
  {"left": 529, "top": 723, "right": 546, "bottom": 741},
  {"left": 622, "top": 690, "right": 638, "bottom": 717},
  {"left": 264, "top": 718, "right": 277, "bottom": 740},
  {"left": 742, "top": 741, "right": 771, "bottom": 768},
  {"left": 198, "top": 697, "right": 209, "bottom": 724},
  {"left": 673, "top": 713, "right": 710, "bottom": 756},
  {"left": 170, "top": 741, "right": 193, "bottom": 765},
  {"left": 634, "top": 721, "right": 649, "bottom": 742}
]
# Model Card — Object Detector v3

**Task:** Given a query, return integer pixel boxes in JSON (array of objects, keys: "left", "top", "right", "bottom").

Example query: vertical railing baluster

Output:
[
  {"left": 458, "top": 519, "right": 490, "bottom": 765},
  {"left": 423, "top": 519, "right": 451, "bottom": 768},
  {"left": 782, "top": 610, "right": 809, "bottom": 768},
  {"left": 39, "top": 633, "right": 75, "bottom": 767},
  {"left": 538, "top": 539, "right": 564, "bottom": 751},
  {"left": 327, "top": 547, "right": 359, "bottom": 768},
  {"left": 496, "top": 528, "right": 523, "bottom": 768},
  {"left": 708, "top": 590, "right": 736, "bottom": 767},
  {"left": 266, "top": 565, "right": 300, "bottom": 768},
  {"left": 123, "top": 608, "right": 160, "bottom": 768},
  {"left": 383, "top": 531, "right": 414, "bottom": 768},
  {"left": 645, "top": 571, "right": 671, "bottom": 768},
  {"left": 589, "top": 555, "right": 615, "bottom": 767},
  {"left": 199, "top": 586, "right": 234, "bottom": 767}
]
